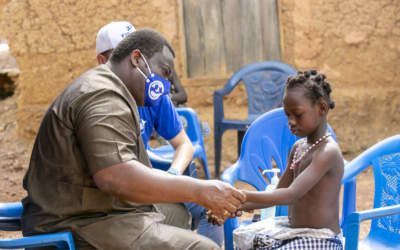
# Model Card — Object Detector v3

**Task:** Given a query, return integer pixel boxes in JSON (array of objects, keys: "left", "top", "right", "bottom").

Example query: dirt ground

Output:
[{"left": 0, "top": 95, "right": 374, "bottom": 245}]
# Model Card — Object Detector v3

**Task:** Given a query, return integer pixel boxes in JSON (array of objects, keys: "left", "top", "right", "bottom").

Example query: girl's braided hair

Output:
[{"left": 285, "top": 70, "right": 335, "bottom": 109}]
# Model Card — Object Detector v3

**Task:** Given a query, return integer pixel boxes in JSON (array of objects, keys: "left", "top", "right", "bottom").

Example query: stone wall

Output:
[{"left": 2, "top": 0, "right": 399, "bottom": 167}]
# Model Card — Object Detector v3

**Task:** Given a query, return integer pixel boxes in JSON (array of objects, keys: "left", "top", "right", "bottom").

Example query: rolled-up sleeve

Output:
[{"left": 75, "top": 90, "right": 139, "bottom": 175}]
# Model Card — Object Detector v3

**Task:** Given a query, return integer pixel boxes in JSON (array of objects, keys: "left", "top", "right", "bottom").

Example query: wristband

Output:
[{"left": 167, "top": 168, "right": 180, "bottom": 175}]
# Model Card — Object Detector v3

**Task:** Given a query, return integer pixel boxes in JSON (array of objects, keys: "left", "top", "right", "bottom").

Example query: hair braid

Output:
[{"left": 286, "top": 69, "right": 335, "bottom": 109}]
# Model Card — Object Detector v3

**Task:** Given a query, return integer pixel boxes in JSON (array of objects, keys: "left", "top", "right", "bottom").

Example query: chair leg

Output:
[
  {"left": 200, "top": 154, "right": 211, "bottom": 180},
  {"left": 214, "top": 127, "right": 223, "bottom": 178},
  {"left": 224, "top": 217, "right": 239, "bottom": 250},
  {"left": 237, "top": 130, "right": 246, "bottom": 157}
]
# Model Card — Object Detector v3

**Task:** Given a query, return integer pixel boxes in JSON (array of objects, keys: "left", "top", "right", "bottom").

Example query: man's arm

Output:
[
  {"left": 93, "top": 160, "right": 246, "bottom": 218},
  {"left": 75, "top": 91, "right": 245, "bottom": 217},
  {"left": 168, "top": 130, "right": 194, "bottom": 174},
  {"left": 169, "top": 69, "right": 187, "bottom": 106}
]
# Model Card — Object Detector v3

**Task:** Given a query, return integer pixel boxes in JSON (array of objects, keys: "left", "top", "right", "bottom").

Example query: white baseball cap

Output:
[{"left": 96, "top": 21, "right": 136, "bottom": 56}]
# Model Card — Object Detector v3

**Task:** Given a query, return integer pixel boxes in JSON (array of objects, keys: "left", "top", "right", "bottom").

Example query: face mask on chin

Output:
[{"left": 136, "top": 52, "right": 171, "bottom": 107}]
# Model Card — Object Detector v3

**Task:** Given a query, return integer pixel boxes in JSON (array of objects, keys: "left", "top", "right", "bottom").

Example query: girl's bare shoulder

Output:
[{"left": 317, "top": 138, "right": 344, "bottom": 166}]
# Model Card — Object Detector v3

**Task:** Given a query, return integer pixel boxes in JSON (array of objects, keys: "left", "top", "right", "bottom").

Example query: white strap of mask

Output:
[{"left": 136, "top": 51, "right": 152, "bottom": 79}]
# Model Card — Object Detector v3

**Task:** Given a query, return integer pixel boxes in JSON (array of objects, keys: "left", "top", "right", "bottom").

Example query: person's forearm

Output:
[
  {"left": 170, "top": 141, "right": 194, "bottom": 174},
  {"left": 240, "top": 201, "right": 271, "bottom": 211},
  {"left": 96, "top": 160, "right": 202, "bottom": 204},
  {"left": 243, "top": 188, "right": 296, "bottom": 207},
  {"left": 169, "top": 130, "right": 194, "bottom": 174},
  {"left": 93, "top": 160, "right": 247, "bottom": 217}
]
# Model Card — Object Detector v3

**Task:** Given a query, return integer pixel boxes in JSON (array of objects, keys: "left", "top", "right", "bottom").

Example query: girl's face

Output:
[{"left": 283, "top": 88, "right": 324, "bottom": 138}]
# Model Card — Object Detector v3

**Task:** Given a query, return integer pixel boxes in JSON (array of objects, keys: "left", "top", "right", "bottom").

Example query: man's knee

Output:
[
  {"left": 155, "top": 203, "right": 191, "bottom": 229},
  {"left": 134, "top": 222, "right": 220, "bottom": 250}
]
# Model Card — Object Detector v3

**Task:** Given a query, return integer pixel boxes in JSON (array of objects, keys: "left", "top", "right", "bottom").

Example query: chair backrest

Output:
[
  {"left": 342, "top": 135, "right": 400, "bottom": 246},
  {"left": 233, "top": 107, "right": 337, "bottom": 192},
  {"left": 216, "top": 61, "right": 296, "bottom": 121},
  {"left": 234, "top": 108, "right": 297, "bottom": 191},
  {"left": 175, "top": 107, "right": 204, "bottom": 156}
]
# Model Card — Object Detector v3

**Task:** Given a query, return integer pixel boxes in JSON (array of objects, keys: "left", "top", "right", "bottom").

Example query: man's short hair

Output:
[{"left": 110, "top": 28, "right": 175, "bottom": 64}]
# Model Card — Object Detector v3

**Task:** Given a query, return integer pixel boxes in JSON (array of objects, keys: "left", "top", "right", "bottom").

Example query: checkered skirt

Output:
[
  {"left": 233, "top": 216, "right": 343, "bottom": 250},
  {"left": 253, "top": 234, "right": 343, "bottom": 250}
]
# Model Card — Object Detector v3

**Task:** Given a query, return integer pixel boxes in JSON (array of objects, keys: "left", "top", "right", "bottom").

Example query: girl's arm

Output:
[
  {"left": 276, "top": 142, "right": 297, "bottom": 189},
  {"left": 239, "top": 200, "right": 271, "bottom": 211}
]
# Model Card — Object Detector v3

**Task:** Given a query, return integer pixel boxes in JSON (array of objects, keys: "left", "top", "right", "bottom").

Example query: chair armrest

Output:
[
  {"left": 344, "top": 204, "right": 400, "bottom": 250},
  {"left": 349, "top": 204, "right": 400, "bottom": 223},
  {"left": 147, "top": 150, "right": 173, "bottom": 171},
  {"left": 0, "top": 202, "right": 23, "bottom": 218}
]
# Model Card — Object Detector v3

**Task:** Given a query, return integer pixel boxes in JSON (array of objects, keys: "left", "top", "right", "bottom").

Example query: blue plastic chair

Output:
[
  {"left": 0, "top": 202, "right": 75, "bottom": 249},
  {"left": 221, "top": 108, "right": 339, "bottom": 250},
  {"left": 147, "top": 107, "right": 210, "bottom": 179},
  {"left": 213, "top": 61, "right": 297, "bottom": 177},
  {"left": 342, "top": 135, "right": 400, "bottom": 250}
]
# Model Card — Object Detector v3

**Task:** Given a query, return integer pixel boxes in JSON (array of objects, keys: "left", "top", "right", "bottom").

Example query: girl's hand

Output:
[
  {"left": 206, "top": 209, "right": 245, "bottom": 226},
  {"left": 238, "top": 202, "right": 255, "bottom": 213},
  {"left": 206, "top": 211, "right": 225, "bottom": 226}
]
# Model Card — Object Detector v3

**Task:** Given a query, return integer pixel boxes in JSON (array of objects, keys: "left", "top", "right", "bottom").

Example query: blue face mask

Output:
[{"left": 136, "top": 53, "right": 171, "bottom": 107}]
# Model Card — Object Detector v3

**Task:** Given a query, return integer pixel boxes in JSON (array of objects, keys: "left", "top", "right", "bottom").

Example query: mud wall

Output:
[
  {"left": 183, "top": 0, "right": 400, "bottom": 165},
  {"left": 278, "top": 0, "right": 400, "bottom": 155},
  {"left": 2, "top": 0, "right": 399, "bottom": 169},
  {"left": 2, "top": 0, "right": 183, "bottom": 138},
  {"left": 0, "top": 0, "right": 10, "bottom": 38}
]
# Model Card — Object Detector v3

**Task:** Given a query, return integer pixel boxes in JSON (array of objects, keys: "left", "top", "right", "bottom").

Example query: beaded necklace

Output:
[{"left": 290, "top": 133, "right": 331, "bottom": 170}]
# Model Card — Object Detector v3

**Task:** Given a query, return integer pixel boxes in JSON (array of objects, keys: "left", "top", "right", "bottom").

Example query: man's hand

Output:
[{"left": 195, "top": 180, "right": 246, "bottom": 220}]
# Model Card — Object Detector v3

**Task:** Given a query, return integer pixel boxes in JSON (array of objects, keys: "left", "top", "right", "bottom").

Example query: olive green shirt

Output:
[{"left": 21, "top": 64, "right": 164, "bottom": 247}]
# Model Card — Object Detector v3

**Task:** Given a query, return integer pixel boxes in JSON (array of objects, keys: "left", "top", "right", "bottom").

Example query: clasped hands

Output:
[{"left": 198, "top": 180, "right": 251, "bottom": 226}]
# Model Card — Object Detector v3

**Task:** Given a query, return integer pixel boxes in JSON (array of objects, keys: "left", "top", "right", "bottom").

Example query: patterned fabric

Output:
[
  {"left": 233, "top": 217, "right": 343, "bottom": 250},
  {"left": 253, "top": 234, "right": 343, "bottom": 249}
]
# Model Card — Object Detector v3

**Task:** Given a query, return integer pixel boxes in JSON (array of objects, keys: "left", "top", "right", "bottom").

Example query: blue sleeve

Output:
[
  {"left": 152, "top": 95, "right": 183, "bottom": 141},
  {"left": 137, "top": 106, "right": 154, "bottom": 147}
]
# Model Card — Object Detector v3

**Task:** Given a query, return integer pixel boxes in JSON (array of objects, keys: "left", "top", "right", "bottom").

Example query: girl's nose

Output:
[{"left": 288, "top": 116, "right": 296, "bottom": 127}]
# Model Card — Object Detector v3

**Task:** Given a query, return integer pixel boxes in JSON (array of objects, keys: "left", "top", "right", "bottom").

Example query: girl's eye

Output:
[{"left": 295, "top": 113, "right": 302, "bottom": 118}]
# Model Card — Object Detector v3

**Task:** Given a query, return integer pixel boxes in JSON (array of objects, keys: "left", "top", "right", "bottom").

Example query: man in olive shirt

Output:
[{"left": 21, "top": 29, "right": 245, "bottom": 249}]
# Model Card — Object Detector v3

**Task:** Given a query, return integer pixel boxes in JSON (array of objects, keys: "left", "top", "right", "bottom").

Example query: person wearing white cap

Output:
[
  {"left": 96, "top": 21, "right": 187, "bottom": 106},
  {"left": 22, "top": 28, "right": 245, "bottom": 250},
  {"left": 95, "top": 21, "right": 224, "bottom": 247}
]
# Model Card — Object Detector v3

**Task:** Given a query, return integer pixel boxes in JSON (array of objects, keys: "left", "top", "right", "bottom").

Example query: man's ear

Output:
[
  {"left": 97, "top": 54, "right": 108, "bottom": 65},
  {"left": 130, "top": 49, "right": 141, "bottom": 67}
]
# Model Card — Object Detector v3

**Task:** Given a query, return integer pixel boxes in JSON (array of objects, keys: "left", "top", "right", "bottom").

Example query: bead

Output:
[{"left": 291, "top": 133, "right": 331, "bottom": 170}]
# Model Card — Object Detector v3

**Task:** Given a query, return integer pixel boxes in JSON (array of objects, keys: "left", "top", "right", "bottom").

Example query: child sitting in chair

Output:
[{"left": 209, "top": 70, "right": 345, "bottom": 250}]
